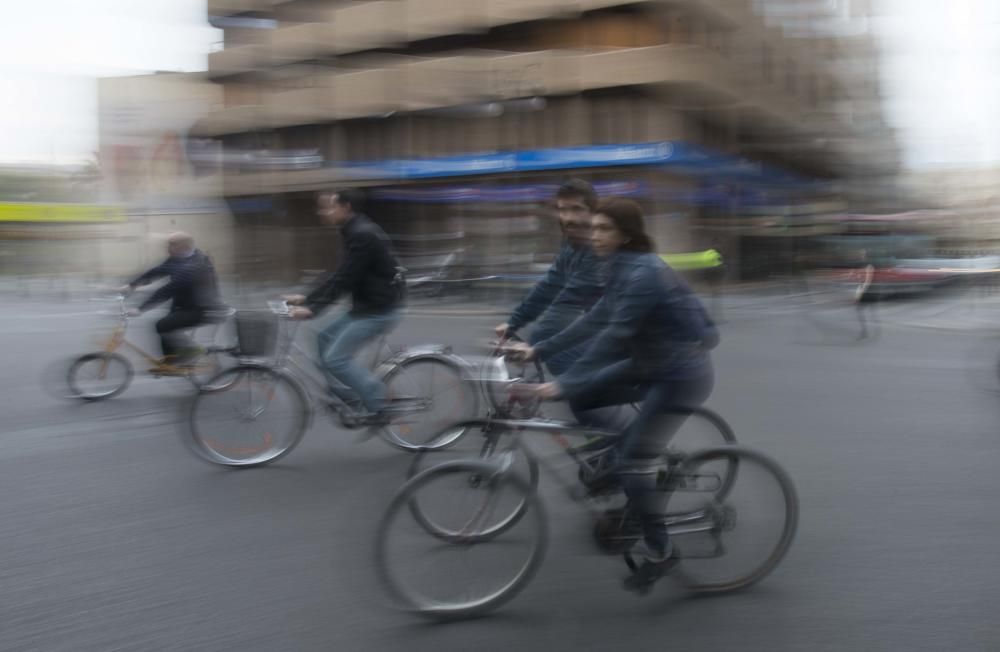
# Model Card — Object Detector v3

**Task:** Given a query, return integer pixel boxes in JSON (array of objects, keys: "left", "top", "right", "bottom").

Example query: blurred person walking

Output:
[{"left": 855, "top": 249, "right": 878, "bottom": 340}]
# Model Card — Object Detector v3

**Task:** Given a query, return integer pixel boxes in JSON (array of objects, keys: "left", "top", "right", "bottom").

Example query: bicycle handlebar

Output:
[{"left": 267, "top": 300, "right": 291, "bottom": 316}]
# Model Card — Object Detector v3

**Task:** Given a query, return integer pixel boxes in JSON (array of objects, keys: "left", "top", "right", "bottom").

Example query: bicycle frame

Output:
[
  {"left": 98, "top": 296, "right": 162, "bottom": 366},
  {"left": 262, "top": 305, "right": 471, "bottom": 421},
  {"left": 433, "top": 412, "right": 727, "bottom": 544},
  {"left": 96, "top": 295, "right": 233, "bottom": 376}
]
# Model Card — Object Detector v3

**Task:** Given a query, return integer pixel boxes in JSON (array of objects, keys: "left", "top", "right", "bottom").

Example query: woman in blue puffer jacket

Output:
[{"left": 513, "top": 197, "right": 720, "bottom": 594}]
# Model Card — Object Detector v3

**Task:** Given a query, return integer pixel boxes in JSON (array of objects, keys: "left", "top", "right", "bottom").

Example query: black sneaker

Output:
[
  {"left": 358, "top": 411, "right": 392, "bottom": 426},
  {"left": 623, "top": 554, "right": 679, "bottom": 595},
  {"left": 579, "top": 462, "right": 620, "bottom": 495}
]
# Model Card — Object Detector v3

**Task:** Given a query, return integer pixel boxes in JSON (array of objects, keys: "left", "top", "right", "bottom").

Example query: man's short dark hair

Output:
[
  {"left": 556, "top": 178, "right": 598, "bottom": 212},
  {"left": 333, "top": 188, "right": 366, "bottom": 213}
]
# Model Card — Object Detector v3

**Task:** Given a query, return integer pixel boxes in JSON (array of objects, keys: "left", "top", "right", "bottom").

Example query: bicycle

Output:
[
  {"left": 375, "top": 349, "right": 797, "bottom": 620},
  {"left": 405, "top": 334, "right": 738, "bottom": 492},
  {"left": 66, "top": 294, "right": 237, "bottom": 401},
  {"left": 185, "top": 301, "right": 480, "bottom": 467}
]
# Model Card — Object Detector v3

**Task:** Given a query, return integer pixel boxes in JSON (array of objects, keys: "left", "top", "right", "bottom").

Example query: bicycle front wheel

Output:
[
  {"left": 406, "top": 435, "right": 540, "bottom": 541},
  {"left": 67, "top": 352, "right": 133, "bottom": 401},
  {"left": 186, "top": 365, "right": 311, "bottom": 467},
  {"left": 379, "top": 356, "right": 478, "bottom": 451},
  {"left": 376, "top": 460, "right": 547, "bottom": 621},
  {"left": 665, "top": 446, "right": 799, "bottom": 593}
]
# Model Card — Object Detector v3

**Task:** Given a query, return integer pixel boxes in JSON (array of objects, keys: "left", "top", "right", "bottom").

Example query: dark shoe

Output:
[
  {"left": 582, "top": 469, "right": 620, "bottom": 496},
  {"left": 623, "top": 555, "right": 679, "bottom": 595},
  {"left": 358, "top": 410, "right": 392, "bottom": 426}
]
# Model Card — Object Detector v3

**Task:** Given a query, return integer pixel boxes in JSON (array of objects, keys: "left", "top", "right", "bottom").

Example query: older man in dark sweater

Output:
[{"left": 123, "top": 232, "right": 221, "bottom": 364}]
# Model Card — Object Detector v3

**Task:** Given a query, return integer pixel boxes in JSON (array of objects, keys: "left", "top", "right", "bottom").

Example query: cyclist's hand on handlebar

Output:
[
  {"left": 289, "top": 306, "right": 314, "bottom": 320},
  {"left": 511, "top": 381, "right": 561, "bottom": 400},
  {"left": 125, "top": 308, "right": 141, "bottom": 317},
  {"left": 536, "top": 381, "right": 562, "bottom": 400},
  {"left": 494, "top": 322, "right": 512, "bottom": 339},
  {"left": 504, "top": 342, "right": 536, "bottom": 362},
  {"left": 283, "top": 294, "right": 306, "bottom": 306}
]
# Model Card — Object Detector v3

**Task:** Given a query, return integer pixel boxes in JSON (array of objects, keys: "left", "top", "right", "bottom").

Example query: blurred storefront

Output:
[
  {"left": 192, "top": 0, "right": 900, "bottom": 285},
  {"left": 97, "top": 72, "right": 235, "bottom": 276}
]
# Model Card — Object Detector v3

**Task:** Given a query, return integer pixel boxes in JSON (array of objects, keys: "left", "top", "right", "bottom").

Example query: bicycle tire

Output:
[
  {"left": 378, "top": 354, "right": 479, "bottom": 451},
  {"left": 406, "top": 435, "right": 540, "bottom": 541},
  {"left": 669, "top": 406, "right": 739, "bottom": 502},
  {"left": 375, "top": 459, "right": 547, "bottom": 620},
  {"left": 186, "top": 348, "right": 237, "bottom": 391},
  {"left": 66, "top": 352, "right": 133, "bottom": 401},
  {"left": 664, "top": 446, "right": 799, "bottom": 594},
  {"left": 186, "top": 364, "right": 311, "bottom": 467}
]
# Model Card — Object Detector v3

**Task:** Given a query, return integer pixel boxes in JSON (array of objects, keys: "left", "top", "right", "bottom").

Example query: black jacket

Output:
[
  {"left": 130, "top": 249, "right": 221, "bottom": 313},
  {"left": 305, "top": 213, "right": 403, "bottom": 315}
]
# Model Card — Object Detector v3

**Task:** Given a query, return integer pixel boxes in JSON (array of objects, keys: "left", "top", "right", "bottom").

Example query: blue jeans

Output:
[
  {"left": 569, "top": 360, "right": 714, "bottom": 557},
  {"left": 317, "top": 309, "right": 402, "bottom": 413}
]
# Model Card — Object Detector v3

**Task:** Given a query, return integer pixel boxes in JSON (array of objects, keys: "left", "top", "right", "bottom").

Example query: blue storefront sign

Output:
[{"left": 333, "top": 141, "right": 819, "bottom": 192}]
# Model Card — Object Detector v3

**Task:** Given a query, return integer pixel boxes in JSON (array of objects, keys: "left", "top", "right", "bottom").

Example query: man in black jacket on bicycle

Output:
[
  {"left": 285, "top": 189, "right": 404, "bottom": 423},
  {"left": 122, "top": 232, "right": 221, "bottom": 366}
]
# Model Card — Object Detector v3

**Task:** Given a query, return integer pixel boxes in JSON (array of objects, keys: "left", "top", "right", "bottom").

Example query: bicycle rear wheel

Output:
[
  {"left": 186, "top": 365, "right": 311, "bottom": 467},
  {"left": 663, "top": 446, "right": 798, "bottom": 593},
  {"left": 376, "top": 460, "right": 547, "bottom": 620},
  {"left": 67, "top": 352, "right": 133, "bottom": 401},
  {"left": 186, "top": 348, "right": 239, "bottom": 391},
  {"left": 378, "top": 356, "right": 478, "bottom": 451}
]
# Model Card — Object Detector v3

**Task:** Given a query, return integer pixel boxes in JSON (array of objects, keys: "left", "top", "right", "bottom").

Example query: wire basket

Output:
[{"left": 235, "top": 311, "right": 279, "bottom": 358}]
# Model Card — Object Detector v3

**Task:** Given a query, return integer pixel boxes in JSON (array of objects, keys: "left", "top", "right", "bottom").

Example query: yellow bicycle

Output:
[{"left": 67, "top": 295, "right": 236, "bottom": 400}]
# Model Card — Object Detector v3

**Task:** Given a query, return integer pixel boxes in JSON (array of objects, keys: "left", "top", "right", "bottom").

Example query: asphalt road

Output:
[{"left": 2, "top": 296, "right": 999, "bottom": 651}]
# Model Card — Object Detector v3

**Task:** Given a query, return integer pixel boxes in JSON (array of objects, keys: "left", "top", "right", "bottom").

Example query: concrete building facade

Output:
[{"left": 194, "top": 0, "right": 899, "bottom": 282}]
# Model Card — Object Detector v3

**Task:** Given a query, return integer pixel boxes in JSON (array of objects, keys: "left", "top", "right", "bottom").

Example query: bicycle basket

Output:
[{"left": 235, "top": 311, "right": 279, "bottom": 358}]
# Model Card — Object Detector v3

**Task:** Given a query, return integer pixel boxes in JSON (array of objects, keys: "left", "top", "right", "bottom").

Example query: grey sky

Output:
[
  {"left": 876, "top": 0, "right": 1000, "bottom": 167},
  {"left": 0, "top": 0, "right": 218, "bottom": 163},
  {"left": 0, "top": 0, "right": 996, "bottom": 168}
]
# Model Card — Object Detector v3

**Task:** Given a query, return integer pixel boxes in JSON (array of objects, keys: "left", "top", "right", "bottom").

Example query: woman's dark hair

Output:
[
  {"left": 333, "top": 188, "right": 366, "bottom": 213},
  {"left": 595, "top": 198, "right": 655, "bottom": 253},
  {"left": 556, "top": 178, "right": 598, "bottom": 212}
]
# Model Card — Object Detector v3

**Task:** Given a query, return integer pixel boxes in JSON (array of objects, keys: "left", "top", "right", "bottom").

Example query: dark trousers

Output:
[
  {"left": 569, "top": 360, "right": 714, "bottom": 557},
  {"left": 856, "top": 297, "right": 879, "bottom": 339},
  {"left": 155, "top": 309, "right": 205, "bottom": 360}
]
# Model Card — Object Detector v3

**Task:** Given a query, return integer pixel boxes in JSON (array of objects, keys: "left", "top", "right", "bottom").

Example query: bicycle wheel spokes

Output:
[
  {"left": 188, "top": 350, "right": 238, "bottom": 391},
  {"left": 668, "top": 448, "right": 798, "bottom": 593},
  {"left": 666, "top": 408, "right": 736, "bottom": 454},
  {"left": 187, "top": 366, "right": 309, "bottom": 467},
  {"left": 381, "top": 358, "right": 477, "bottom": 450},
  {"left": 67, "top": 352, "right": 133, "bottom": 400},
  {"left": 377, "top": 462, "right": 547, "bottom": 620},
  {"left": 406, "top": 435, "right": 539, "bottom": 539}
]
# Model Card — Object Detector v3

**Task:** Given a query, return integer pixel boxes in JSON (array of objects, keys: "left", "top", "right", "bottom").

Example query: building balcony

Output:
[
  {"left": 208, "top": 0, "right": 273, "bottom": 17},
  {"left": 190, "top": 106, "right": 264, "bottom": 137},
  {"left": 208, "top": 45, "right": 265, "bottom": 79},
  {"left": 266, "top": 2, "right": 408, "bottom": 64},
  {"left": 406, "top": 0, "right": 574, "bottom": 40},
  {"left": 482, "top": 50, "right": 581, "bottom": 98},
  {"left": 579, "top": 44, "right": 744, "bottom": 104}
]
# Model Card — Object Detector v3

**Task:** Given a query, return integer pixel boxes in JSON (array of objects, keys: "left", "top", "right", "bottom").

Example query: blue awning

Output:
[{"left": 336, "top": 141, "right": 820, "bottom": 189}]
